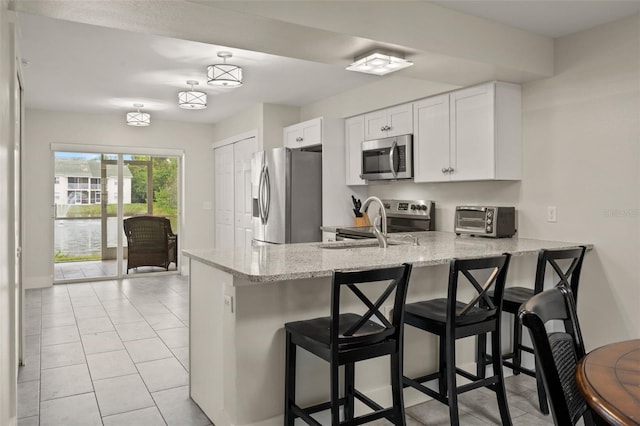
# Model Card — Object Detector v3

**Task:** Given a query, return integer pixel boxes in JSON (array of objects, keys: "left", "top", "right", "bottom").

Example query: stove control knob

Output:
[
  {"left": 411, "top": 205, "right": 417, "bottom": 210},
  {"left": 486, "top": 225, "right": 493, "bottom": 233},
  {"left": 487, "top": 218, "right": 492, "bottom": 225},
  {"left": 420, "top": 205, "right": 427, "bottom": 211},
  {"left": 487, "top": 211, "right": 493, "bottom": 218}
]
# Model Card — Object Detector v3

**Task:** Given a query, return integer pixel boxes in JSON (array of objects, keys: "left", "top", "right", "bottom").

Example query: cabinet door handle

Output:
[
  {"left": 442, "top": 168, "right": 448, "bottom": 174},
  {"left": 296, "top": 137, "right": 303, "bottom": 142},
  {"left": 449, "top": 167, "right": 454, "bottom": 173},
  {"left": 380, "top": 126, "right": 386, "bottom": 132}
]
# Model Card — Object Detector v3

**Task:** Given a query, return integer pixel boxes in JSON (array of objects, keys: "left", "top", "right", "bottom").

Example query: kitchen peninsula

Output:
[{"left": 184, "top": 232, "right": 590, "bottom": 426}]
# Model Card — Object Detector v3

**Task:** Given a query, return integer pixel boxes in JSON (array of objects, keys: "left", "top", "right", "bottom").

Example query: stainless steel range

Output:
[{"left": 336, "top": 199, "right": 435, "bottom": 240}]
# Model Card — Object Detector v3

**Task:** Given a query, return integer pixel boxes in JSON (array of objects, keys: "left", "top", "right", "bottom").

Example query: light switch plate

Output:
[
  {"left": 224, "top": 295, "right": 234, "bottom": 313},
  {"left": 547, "top": 206, "right": 557, "bottom": 223}
]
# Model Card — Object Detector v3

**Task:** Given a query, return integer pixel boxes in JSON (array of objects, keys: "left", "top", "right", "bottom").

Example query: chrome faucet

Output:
[{"left": 360, "top": 196, "right": 388, "bottom": 248}]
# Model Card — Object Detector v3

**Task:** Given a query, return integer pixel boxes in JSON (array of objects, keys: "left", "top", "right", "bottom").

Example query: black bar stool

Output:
[
  {"left": 284, "top": 263, "right": 413, "bottom": 425},
  {"left": 402, "top": 254, "right": 512, "bottom": 426},
  {"left": 478, "top": 246, "right": 587, "bottom": 415}
]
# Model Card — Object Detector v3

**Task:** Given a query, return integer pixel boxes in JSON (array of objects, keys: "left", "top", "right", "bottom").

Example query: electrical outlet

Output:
[{"left": 547, "top": 206, "right": 557, "bottom": 223}]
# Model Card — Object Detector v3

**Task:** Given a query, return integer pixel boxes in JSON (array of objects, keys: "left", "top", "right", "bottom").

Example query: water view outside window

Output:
[{"left": 53, "top": 152, "right": 179, "bottom": 267}]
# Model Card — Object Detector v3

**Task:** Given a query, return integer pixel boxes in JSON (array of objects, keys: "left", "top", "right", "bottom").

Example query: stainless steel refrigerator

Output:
[{"left": 251, "top": 147, "right": 322, "bottom": 244}]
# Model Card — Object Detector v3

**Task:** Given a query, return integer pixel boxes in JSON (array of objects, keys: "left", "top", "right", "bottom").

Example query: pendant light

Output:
[
  {"left": 126, "top": 104, "right": 151, "bottom": 126},
  {"left": 178, "top": 80, "right": 207, "bottom": 109},
  {"left": 207, "top": 52, "right": 243, "bottom": 87}
]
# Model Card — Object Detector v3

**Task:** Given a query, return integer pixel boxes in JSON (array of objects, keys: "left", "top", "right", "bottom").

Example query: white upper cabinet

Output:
[
  {"left": 364, "top": 103, "right": 413, "bottom": 140},
  {"left": 413, "top": 94, "right": 450, "bottom": 182},
  {"left": 414, "top": 81, "right": 522, "bottom": 182},
  {"left": 284, "top": 117, "right": 323, "bottom": 149},
  {"left": 344, "top": 115, "right": 366, "bottom": 186}
]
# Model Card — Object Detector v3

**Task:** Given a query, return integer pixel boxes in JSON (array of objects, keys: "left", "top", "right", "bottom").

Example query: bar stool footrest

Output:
[
  {"left": 503, "top": 360, "right": 536, "bottom": 377},
  {"left": 402, "top": 375, "right": 447, "bottom": 404},
  {"left": 291, "top": 404, "right": 323, "bottom": 426}
]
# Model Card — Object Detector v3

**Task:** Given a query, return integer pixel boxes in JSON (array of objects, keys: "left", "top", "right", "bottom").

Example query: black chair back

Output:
[
  {"left": 518, "top": 287, "right": 593, "bottom": 426},
  {"left": 331, "top": 264, "right": 413, "bottom": 349},
  {"left": 533, "top": 246, "right": 586, "bottom": 302},
  {"left": 447, "top": 255, "right": 511, "bottom": 326}
]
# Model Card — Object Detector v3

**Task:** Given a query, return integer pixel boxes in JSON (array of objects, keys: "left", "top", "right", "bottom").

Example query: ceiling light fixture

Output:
[
  {"left": 126, "top": 104, "right": 151, "bottom": 127},
  {"left": 207, "top": 51, "right": 243, "bottom": 87},
  {"left": 346, "top": 50, "right": 413, "bottom": 76},
  {"left": 178, "top": 80, "right": 207, "bottom": 109}
]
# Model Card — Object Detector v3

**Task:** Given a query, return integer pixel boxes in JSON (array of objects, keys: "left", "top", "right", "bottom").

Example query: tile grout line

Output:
[
  {"left": 95, "top": 280, "right": 172, "bottom": 426},
  {"left": 68, "top": 282, "right": 103, "bottom": 425}
]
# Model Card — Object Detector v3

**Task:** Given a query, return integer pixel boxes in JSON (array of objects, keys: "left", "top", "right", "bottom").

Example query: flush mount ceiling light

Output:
[
  {"left": 207, "top": 51, "right": 243, "bottom": 87},
  {"left": 178, "top": 80, "right": 207, "bottom": 109},
  {"left": 346, "top": 50, "right": 413, "bottom": 76},
  {"left": 126, "top": 104, "right": 151, "bottom": 127}
]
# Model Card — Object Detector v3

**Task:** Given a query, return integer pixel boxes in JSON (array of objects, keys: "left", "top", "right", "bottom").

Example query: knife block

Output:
[{"left": 354, "top": 213, "right": 371, "bottom": 227}]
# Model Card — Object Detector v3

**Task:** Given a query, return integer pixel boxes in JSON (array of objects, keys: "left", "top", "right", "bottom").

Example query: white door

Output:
[
  {"left": 214, "top": 144, "right": 235, "bottom": 249},
  {"left": 450, "top": 84, "right": 495, "bottom": 181},
  {"left": 233, "top": 137, "right": 258, "bottom": 249},
  {"left": 414, "top": 95, "right": 451, "bottom": 182}
]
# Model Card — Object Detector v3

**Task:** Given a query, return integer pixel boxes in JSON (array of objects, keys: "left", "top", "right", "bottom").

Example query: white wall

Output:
[
  {"left": 211, "top": 103, "right": 263, "bottom": 144},
  {"left": 518, "top": 14, "right": 640, "bottom": 346},
  {"left": 301, "top": 15, "right": 640, "bottom": 347},
  {"left": 211, "top": 103, "right": 299, "bottom": 151},
  {"left": 23, "top": 109, "right": 216, "bottom": 288},
  {"left": 300, "top": 75, "right": 458, "bottom": 121},
  {"left": 0, "top": 1, "right": 18, "bottom": 424},
  {"left": 262, "top": 104, "right": 299, "bottom": 150}
]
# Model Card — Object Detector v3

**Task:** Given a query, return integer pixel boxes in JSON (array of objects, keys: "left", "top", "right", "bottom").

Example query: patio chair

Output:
[{"left": 123, "top": 216, "right": 177, "bottom": 273}]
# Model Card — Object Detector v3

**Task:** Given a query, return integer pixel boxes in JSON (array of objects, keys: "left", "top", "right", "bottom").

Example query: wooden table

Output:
[{"left": 576, "top": 339, "right": 640, "bottom": 425}]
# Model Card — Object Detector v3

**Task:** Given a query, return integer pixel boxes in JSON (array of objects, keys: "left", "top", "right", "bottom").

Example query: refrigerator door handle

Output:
[
  {"left": 258, "top": 166, "right": 266, "bottom": 224},
  {"left": 264, "top": 165, "right": 271, "bottom": 223}
]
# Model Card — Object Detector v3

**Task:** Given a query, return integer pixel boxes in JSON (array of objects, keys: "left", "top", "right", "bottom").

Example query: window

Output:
[
  {"left": 54, "top": 177, "right": 60, "bottom": 184},
  {"left": 68, "top": 177, "right": 89, "bottom": 190},
  {"left": 67, "top": 190, "right": 89, "bottom": 205}
]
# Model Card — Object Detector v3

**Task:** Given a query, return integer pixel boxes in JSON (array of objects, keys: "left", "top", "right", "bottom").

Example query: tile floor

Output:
[
  {"left": 19, "top": 275, "right": 554, "bottom": 425},
  {"left": 54, "top": 259, "right": 178, "bottom": 281}
]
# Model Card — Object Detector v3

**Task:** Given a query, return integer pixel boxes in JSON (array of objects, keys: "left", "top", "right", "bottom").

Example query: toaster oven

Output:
[{"left": 455, "top": 206, "right": 516, "bottom": 238}]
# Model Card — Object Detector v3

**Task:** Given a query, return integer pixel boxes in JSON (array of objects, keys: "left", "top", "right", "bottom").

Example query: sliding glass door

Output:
[{"left": 53, "top": 151, "right": 179, "bottom": 282}]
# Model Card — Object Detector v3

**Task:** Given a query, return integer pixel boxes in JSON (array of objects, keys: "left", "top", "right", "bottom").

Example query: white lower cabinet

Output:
[
  {"left": 414, "top": 81, "right": 522, "bottom": 182},
  {"left": 345, "top": 115, "right": 366, "bottom": 186}
]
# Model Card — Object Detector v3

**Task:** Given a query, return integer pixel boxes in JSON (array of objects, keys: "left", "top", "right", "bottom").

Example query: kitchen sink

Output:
[{"left": 319, "top": 240, "right": 402, "bottom": 250}]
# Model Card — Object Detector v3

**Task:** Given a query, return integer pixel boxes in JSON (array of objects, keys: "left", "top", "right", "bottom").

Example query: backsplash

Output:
[{"left": 369, "top": 180, "right": 521, "bottom": 233}]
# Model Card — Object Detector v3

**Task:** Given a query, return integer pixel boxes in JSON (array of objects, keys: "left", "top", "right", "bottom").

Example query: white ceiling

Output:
[
  {"left": 16, "top": 1, "right": 640, "bottom": 124},
  {"left": 17, "top": 13, "right": 377, "bottom": 124},
  {"left": 432, "top": 0, "right": 640, "bottom": 38}
]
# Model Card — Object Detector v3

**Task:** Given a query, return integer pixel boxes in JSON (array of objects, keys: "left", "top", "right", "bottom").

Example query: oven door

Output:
[
  {"left": 361, "top": 135, "right": 413, "bottom": 180},
  {"left": 455, "top": 208, "right": 489, "bottom": 235}
]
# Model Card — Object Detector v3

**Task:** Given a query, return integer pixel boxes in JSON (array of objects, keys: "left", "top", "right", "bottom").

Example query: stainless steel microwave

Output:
[
  {"left": 455, "top": 206, "right": 516, "bottom": 238},
  {"left": 360, "top": 134, "right": 413, "bottom": 181}
]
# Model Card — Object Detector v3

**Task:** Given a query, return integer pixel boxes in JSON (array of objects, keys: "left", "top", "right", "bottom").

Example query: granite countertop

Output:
[{"left": 183, "top": 232, "right": 591, "bottom": 285}]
